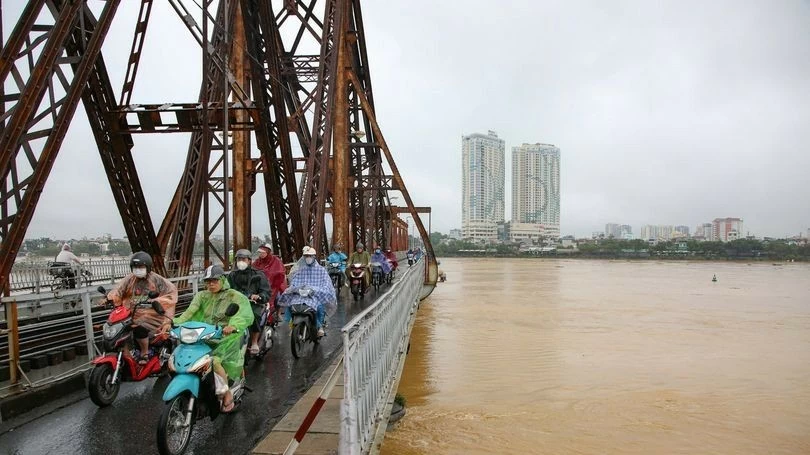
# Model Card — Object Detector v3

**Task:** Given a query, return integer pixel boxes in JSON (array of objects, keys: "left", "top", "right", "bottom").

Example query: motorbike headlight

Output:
[
  {"left": 103, "top": 322, "right": 124, "bottom": 340},
  {"left": 179, "top": 327, "right": 205, "bottom": 344},
  {"left": 168, "top": 353, "right": 176, "bottom": 372}
]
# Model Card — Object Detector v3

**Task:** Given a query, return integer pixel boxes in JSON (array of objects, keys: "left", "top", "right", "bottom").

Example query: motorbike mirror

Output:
[
  {"left": 97, "top": 286, "right": 106, "bottom": 295},
  {"left": 151, "top": 300, "right": 165, "bottom": 315},
  {"left": 147, "top": 290, "right": 160, "bottom": 299},
  {"left": 224, "top": 303, "right": 240, "bottom": 317}
]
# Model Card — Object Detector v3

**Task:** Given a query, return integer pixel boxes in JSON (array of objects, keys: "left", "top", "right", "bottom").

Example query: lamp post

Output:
[{"left": 405, "top": 216, "right": 413, "bottom": 249}]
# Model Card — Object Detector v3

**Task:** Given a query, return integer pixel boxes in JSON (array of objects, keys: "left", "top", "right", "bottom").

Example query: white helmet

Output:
[{"left": 302, "top": 246, "right": 317, "bottom": 256}]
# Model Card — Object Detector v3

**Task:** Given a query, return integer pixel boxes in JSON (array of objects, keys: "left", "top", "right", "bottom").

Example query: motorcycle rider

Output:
[
  {"left": 227, "top": 249, "right": 271, "bottom": 355},
  {"left": 326, "top": 243, "right": 348, "bottom": 288},
  {"left": 370, "top": 246, "right": 393, "bottom": 279},
  {"left": 280, "top": 246, "right": 336, "bottom": 337},
  {"left": 173, "top": 265, "right": 253, "bottom": 412},
  {"left": 383, "top": 247, "right": 399, "bottom": 271},
  {"left": 107, "top": 252, "right": 178, "bottom": 365},
  {"left": 54, "top": 243, "right": 83, "bottom": 288},
  {"left": 347, "top": 242, "right": 371, "bottom": 288},
  {"left": 253, "top": 244, "right": 287, "bottom": 305}
]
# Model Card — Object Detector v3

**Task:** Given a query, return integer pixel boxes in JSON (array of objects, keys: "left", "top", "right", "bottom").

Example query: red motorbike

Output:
[
  {"left": 349, "top": 263, "right": 367, "bottom": 301},
  {"left": 88, "top": 286, "right": 173, "bottom": 407}
]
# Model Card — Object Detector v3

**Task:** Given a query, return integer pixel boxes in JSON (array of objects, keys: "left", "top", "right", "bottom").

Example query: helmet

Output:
[
  {"left": 203, "top": 265, "right": 225, "bottom": 280},
  {"left": 235, "top": 249, "right": 252, "bottom": 259},
  {"left": 130, "top": 251, "right": 153, "bottom": 273},
  {"left": 356, "top": 242, "right": 364, "bottom": 249},
  {"left": 333, "top": 242, "right": 343, "bottom": 251},
  {"left": 302, "top": 246, "right": 317, "bottom": 256},
  {"left": 258, "top": 244, "right": 272, "bottom": 253}
]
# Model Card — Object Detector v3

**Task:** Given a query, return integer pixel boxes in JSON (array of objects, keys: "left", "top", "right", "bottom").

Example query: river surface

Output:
[{"left": 382, "top": 258, "right": 810, "bottom": 455}]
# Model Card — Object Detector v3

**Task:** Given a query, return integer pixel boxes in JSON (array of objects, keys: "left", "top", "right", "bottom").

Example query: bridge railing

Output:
[
  {"left": 340, "top": 258, "right": 424, "bottom": 454},
  {"left": 0, "top": 274, "right": 202, "bottom": 390},
  {"left": 8, "top": 256, "right": 207, "bottom": 294}
]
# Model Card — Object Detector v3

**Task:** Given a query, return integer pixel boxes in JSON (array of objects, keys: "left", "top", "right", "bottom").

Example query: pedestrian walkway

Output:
[{"left": 253, "top": 357, "right": 343, "bottom": 455}]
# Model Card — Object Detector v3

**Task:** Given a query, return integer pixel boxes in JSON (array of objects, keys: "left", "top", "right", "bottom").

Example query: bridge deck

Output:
[{"left": 0, "top": 276, "right": 400, "bottom": 454}]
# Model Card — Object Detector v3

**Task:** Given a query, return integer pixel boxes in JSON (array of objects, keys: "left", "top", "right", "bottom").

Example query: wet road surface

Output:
[{"left": 0, "top": 278, "right": 395, "bottom": 455}]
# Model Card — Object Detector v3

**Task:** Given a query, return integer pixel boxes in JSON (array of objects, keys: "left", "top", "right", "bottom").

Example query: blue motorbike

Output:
[{"left": 156, "top": 304, "right": 246, "bottom": 455}]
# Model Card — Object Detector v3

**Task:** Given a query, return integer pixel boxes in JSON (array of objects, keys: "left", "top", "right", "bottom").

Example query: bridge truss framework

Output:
[{"left": 0, "top": 0, "right": 437, "bottom": 292}]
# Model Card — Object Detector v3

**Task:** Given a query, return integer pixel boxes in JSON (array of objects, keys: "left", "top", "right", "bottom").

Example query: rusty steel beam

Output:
[
  {"left": 331, "top": 0, "right": 351, "bottom": 250},
  {"left": 0, "top": 0, "right": 122, "bottom": 292},
  {"left": 231, "top": 5, "right": 252, "bottom": 252},
  {"left": 162, "top": 0, "right": 236, "bottom": 274},
  {"left": 118, "top": 0, "right": 154, "bottom": 106},
  {"left": 66, "top": 3, "right": 162, "bottom": 272},
  {"left": 114, "top": 102, "right": 255, "bottom": 133},
  {"left": 240, "top": 0, "right": 304, "bottom": 261},
  {"left": 0, "top": 1, "right": 83, "bottom": 179},
  {"left": 347, "top": 71, "right": 436, "bottom": 273}
]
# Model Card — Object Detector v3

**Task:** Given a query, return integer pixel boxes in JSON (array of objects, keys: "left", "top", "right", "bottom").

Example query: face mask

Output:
[
  {"left": 305, "top": 257, "right": 315, "bottom": 266},
  {"left": 236, "top": 261, "right": 248, "bottom": 271},
  {"left": 133, "top": 267, "right": 147, "bottom": 278}
]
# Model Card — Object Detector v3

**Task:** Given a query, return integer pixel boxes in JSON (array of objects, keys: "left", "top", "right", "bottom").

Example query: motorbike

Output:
[
  {"left": 286, "top": 288, "right": 322, "bottom": 359},
  {"left": 370, "top": 262, "right": 384, "bottom": 292},
  {"left": 157, "top": 303, "right": 246, "bottom": 455},
  {"left": 88, "top": 287, "right": 172, "bottom": 407},
  {"left": 244, "top": 301, "right": 274, "bottom": 365},
  {"left": 49, "top": 262, "right": 92, "bottom": 290},
  {"left": 326, "top": 262, "right": 343, "bottom": 298},
  {"left": 406, "top": 253, "right": 414, "bottom": 267},
  {"left": 240, "top": 278, "right": 276, "bottom": 366},
  {"left": 349, "top": 263, "right": 366, "bottom": 301}
]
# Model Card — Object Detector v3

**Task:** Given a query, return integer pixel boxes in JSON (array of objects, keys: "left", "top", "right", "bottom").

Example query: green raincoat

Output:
[{"left": 173, "top": 277, "right": 254, "bottom": 380}]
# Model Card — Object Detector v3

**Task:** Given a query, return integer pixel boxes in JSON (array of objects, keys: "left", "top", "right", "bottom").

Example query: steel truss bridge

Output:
[{"left": 0, "top": 0, "right": 438, "bottom": 288}]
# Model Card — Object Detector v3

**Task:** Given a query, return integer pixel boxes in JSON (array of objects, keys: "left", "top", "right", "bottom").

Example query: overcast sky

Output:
[{"left": 5, "top": 0, "right": 809, "bottom": 240}]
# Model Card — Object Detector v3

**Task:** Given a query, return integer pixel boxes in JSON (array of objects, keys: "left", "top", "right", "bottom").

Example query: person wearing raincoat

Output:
[
  {"left": 107, "top": 251, "right": 178, "bottom": 365},
  {"left": 278, "top": 246, "right": 336, "bottom": 338},
  {"left": 347, "top": 242, "right": 371, "bottom": 288},
  {"left": 173, "top": 265, "right": 254, "bottom": 412},
  {"left": 253, "top": 244, "right": 287, "bottom": 303},
  {"left": 370, "top": 247, "right": 393, "bottom": 277}
]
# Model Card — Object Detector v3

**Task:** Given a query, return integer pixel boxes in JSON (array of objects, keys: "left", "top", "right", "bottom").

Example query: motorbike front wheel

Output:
[
  {"left": 157, "top": 392, "right": 196, "bottom": 455},
  {"left": 88, "top": 363, "right": 121, "bottom": 407},
  {"left": 290, "top": 322, "right": 308, "bottom": 359}
]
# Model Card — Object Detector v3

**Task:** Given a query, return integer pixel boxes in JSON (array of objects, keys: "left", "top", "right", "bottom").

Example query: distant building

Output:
[
  {"left": 695, "top": 223, "right": 713, "bottom": 241},
  {"left": 712, "top": 218, "right": 744, "bottom": 242},
  {"left": 510, "top": 222, "right": 546, "bottom": 244},
  {"left": 640, "top": 225, "right": 657, "bottom": 241},
  {"left": 462, "top": 131, "right": 505, "bottom": 242},
  {"left": 448, "top": 229, "right": 462, "bottom": 240},
  {"left": 675, "top": 225, "right": 690, "bottom": 238},
  {"left": 511, "top": 143, "right": 561, "bottom": 238}
]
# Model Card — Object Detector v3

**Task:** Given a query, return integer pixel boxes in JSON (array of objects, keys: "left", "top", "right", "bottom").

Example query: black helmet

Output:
[
  {"left": 203, "top": 265, "right": 225, "bottom": 281},
  {"left": 130, "top": 251, "right": 153, "bottom": 273},
  {"left": 235, "top": 249, "right": 252, "bottom": 260}
]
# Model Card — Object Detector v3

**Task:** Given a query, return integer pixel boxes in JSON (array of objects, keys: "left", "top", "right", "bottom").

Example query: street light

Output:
[{"left": 405, "top": 216, "right": 413, "bottom": 249}]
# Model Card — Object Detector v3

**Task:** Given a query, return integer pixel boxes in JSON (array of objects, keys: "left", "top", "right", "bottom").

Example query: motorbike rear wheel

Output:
[
  {"left": 88, "top": 363, "right": 120, "bottom": 407},
  {"left": 157, "top": 392, "right": 195, "bottom": 455}
]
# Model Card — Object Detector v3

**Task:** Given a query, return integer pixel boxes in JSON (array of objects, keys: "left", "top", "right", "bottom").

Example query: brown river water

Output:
[{"left": 381, "top": 258, "right": 810, "bottom": 455}]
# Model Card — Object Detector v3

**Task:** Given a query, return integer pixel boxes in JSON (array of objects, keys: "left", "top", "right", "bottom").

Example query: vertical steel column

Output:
[
  {"left": 332, "top": 0, "right": 351, "bottom": 250},
  {"left": 231, "top": 4, "right": 251, "bottom": 251}
]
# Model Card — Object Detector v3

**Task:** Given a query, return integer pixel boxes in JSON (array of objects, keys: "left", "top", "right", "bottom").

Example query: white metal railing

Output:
[
  {"left": 8, "top": 256, "right": 207, "bottom": 294},
  {"left": 340, "top": 258, "right": 424, "bottom": 454}
]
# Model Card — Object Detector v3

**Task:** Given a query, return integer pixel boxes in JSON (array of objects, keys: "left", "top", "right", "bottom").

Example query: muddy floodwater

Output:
[{"left": 381, "top": 259, "right": 810, "bottom": 455}]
